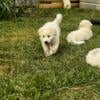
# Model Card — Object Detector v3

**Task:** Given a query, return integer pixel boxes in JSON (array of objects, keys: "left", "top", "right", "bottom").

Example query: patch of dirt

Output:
[{"left": 0, "top": 65, "right": 15, "bottom": 78}]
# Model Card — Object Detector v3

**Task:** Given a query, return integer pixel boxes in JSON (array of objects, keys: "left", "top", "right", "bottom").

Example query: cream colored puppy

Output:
[
  {"left": 66, "top": 20, "right": 93, "bottom": 45},
  {"left": 86, "top": 48, "right": 100, "bottom": 68},
  {"left": 38, "top": 14, "right": 62, "bottom": 57},
  {"left": 63, "top": 0, "right": 71, "bottom": 9}
]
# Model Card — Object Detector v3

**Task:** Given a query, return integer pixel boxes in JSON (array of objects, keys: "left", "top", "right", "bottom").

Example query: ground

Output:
[{"left": 0, "top": 8, "right": 100, "bottom": 100}]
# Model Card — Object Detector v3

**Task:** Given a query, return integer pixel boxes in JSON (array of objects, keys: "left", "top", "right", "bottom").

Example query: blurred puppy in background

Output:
[
  {"left": 86, "top": 48, "right": 100, "bottom": 68},
  {"left": 38, "top": 14, "right": 62, "bottom": 57},
  {"left": 66, "top": 20, "right": 93, "bottom": 45},
  {"left": 63, "top": 0, "right": 71, "bottom": 9}
]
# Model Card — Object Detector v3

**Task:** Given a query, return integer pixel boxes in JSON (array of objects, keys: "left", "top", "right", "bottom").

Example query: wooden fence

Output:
[
  {"left": 15, "top": 0, "right": 79, "bottom": 8},
  {"left": 80, "top": 0, "right": 100, "bottom": 11}
]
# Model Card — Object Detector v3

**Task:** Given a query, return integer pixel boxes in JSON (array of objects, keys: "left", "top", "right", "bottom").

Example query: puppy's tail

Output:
[{"left": 53, "top": 14, "right": 63, "bottom": 25}]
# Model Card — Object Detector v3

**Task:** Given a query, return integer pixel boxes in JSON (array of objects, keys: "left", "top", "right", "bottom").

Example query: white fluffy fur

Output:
[
  {"left": 66, "top": 20, "right": 93, "bottom": 45},
  {"left": 86, "top": 48, "right": 100, "bottom": 68},
  {"left": 38, "top": 14, "right": 62, "bottom": 57},
  {"left": 63, "top": 0, "right": 71, "bottom": 9}
]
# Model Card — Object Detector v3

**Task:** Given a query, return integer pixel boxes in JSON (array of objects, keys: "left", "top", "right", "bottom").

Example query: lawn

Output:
[{"left": 0, "top": 8, "right": 100, "bottom": 100}]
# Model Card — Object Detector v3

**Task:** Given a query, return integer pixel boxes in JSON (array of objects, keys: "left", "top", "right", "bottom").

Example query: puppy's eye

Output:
[
  {"left": 43, "top": 35, "right": 45, "bottom": 38},
  {"left": 47, "top": 35, "right": 50, "bottom": 38}
]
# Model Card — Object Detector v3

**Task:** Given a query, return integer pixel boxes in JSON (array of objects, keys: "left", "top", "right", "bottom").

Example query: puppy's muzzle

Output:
[
  {"left": 44, "top": 41, "right": 49, "bottom": 45},
  {"left": 44, "top": 41, "right": 50, "bottom": 50}
]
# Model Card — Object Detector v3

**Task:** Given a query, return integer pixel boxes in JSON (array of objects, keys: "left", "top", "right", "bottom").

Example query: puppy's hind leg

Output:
[
  {"left": 77, "top": 41, "right": 85, "bottom": 44},
  {"left": 73, "top": 40, "right": 85, "bottom": 45}
]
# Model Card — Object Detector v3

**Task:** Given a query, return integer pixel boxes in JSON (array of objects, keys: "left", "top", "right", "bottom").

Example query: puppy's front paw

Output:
[
  {"left": 50, "top": 49, "right": 57, "bottom": 55},
  {"left": 45, "top": 51, "right": 50, "bottom": 57}
]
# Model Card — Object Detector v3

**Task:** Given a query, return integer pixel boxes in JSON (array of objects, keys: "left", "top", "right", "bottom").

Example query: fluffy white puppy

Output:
[
  {"left": 86, "top": 48, "right": 100, "bottom": 68},
  {"left": 66, "top": 20, "right": 93, "bottom": 45},
  {"left": 38, "top": 14, "right": 62, "bottom": 57},
  {"left": 63, "top": 0, "right": 71, "bottom": 9}
]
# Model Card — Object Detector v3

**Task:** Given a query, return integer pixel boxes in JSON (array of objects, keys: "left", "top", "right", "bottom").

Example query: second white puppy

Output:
[
  {"left": 63, "top": 0, "right": 71, "bottom": 9},
  {"left": 38, "top": 14, "right": 62, "bottom": 57},
  {"left": 86, "top": 48, "right": 100, "bottom": 68},
  {"left": 66, "top": 20, "right": 93, "bottom": 45}
]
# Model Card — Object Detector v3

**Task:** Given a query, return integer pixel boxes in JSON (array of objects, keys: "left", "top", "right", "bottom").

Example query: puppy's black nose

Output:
[{"left": 44, "top": 41, "right": 48, "bottom": 44}]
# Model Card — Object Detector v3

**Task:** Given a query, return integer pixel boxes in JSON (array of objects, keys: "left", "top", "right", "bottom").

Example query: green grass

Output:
[{"left": 0, "top": 8, "right": 100, "bottom": 100}]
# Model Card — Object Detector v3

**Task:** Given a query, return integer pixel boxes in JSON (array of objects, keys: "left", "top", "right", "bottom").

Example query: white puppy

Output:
[
  {"left": 38, "top": 14, "right": 62, "bottom": 57},
  {"left": 86, "top": 48, "right": 100, "bottom": 68},
  {"left": 66, "top": 20, "right": 93, "bottom": 45},
  {"left": 63, "top": 0, "right": 71, "bottom": 9}
]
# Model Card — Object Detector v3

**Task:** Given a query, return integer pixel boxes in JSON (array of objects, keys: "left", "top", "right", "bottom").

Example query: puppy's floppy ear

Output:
[
  {"left": 38, "top": 27, "right": 43, "bottom": 36},
  {"left": 79, "top": 22, "right": 84, "bottom": 28}
]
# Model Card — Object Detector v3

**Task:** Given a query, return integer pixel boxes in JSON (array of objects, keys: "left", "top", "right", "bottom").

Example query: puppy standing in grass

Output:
[
  {"left": 66, "top": 20, "right": 93, "bottom": 45},
  {"left": 38, "top": 14, "right": 62, "bottom": 57}
]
